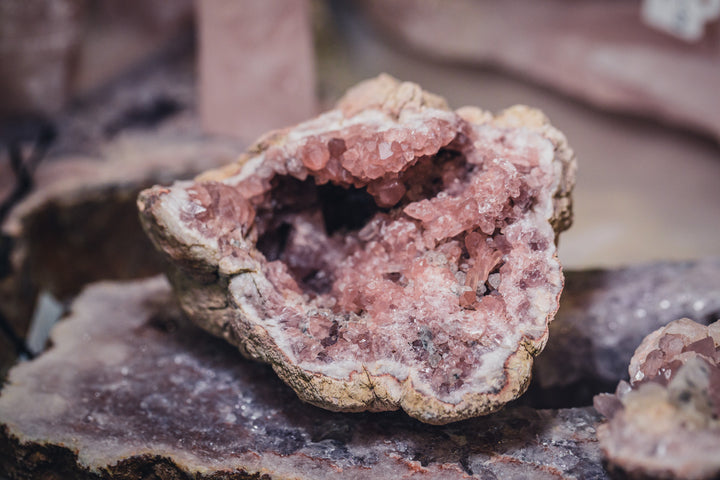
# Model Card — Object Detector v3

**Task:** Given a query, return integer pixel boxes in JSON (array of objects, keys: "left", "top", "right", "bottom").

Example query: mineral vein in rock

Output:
[{"left": 138, "top": 74, "right": 576, "bottom": 423}]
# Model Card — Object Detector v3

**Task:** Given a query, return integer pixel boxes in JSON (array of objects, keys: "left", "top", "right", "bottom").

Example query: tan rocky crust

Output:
[
  {"left": 138, "top": 74, "right": 576, "bottom": 424},
  {"left": 594, "top": 318, "right": 720, "bottom": 480}
]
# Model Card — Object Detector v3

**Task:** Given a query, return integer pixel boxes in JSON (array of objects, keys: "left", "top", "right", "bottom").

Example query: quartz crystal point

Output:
[
  {"left": 594, "top": 318, "right": 720, "bottom": 480},
  {"left": 138, "top": 74, "right": 576, "bottom": 424}
]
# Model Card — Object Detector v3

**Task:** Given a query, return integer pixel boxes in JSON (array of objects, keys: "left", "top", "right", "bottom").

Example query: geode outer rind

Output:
[{"left": 138, "top": 75, "right": 576, "bottom": 424}]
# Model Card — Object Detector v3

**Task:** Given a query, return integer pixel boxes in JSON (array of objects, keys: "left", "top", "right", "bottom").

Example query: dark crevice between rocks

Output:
[
  {"left": 145, "top": 311, "right": 180, "bottom": 334},
  {"left": 516, "top": 378, "right": 619, "bottom": 410},
  {"left": 0, "top": 309, "right": 35, "bottom": 362},
  {"left": 0, "top": 116, "right": 57, "bottom": 362},
  {"left": 459, "top": 455, "right": 474, "bottom": 475},
  {"left": 411, "top": 450, "right": 434, "bottom": 467},
  {"left": 103, "top": 96, "right": 184, "bottom": 138},
  {"left": 701, "top": 310, "right": 720, "bottom": 326}
]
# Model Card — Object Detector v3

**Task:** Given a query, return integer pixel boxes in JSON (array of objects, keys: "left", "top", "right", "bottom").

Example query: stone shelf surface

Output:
[
  {"left": 2, "top": 258, "right": 719, "bottom": 479},
  {"left": 0, "top": 277, "right": 604, "bottom": 480}
]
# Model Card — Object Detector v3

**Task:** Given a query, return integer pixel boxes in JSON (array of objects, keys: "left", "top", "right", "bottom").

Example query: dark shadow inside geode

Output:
[
  {"left": 255, "top": 176, "right": 388, "bottom": 296},
  {"left": 253, "top": 145, "right": 475, "bottom": 301},
  {"left": 317, "top": 183, "right": 382, "bottom": 235},
  {"left": 251, "top": 137, "right": 517, "bottom": 314},
  {"left": 256, "top": 222, "right": 291, "bottom": 262}
]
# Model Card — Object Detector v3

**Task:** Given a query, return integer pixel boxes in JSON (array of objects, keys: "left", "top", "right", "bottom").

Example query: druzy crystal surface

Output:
[{"left": 139, "top": 75, "right": 576, "bottom": 423}]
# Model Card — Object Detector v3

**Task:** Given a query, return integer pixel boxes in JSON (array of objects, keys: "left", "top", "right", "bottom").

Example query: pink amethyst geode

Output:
[{"left": 138, "top": 75, "right": 576, "bottom": 424}]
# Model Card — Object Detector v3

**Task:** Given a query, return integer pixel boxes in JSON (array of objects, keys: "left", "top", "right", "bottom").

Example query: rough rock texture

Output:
[
  {"left": 0, "top": 133, "right": 242, "bottom": 372},
  {"left": 361, "top": 0, "right": 720, "bottom": 142},
  {"left": 534, "top": 259, "right": 720, "bottom": 403},
  {"left": 139, "top": 75, "right": 577, "bottom": 424},
  {"left": 3, "top": 134, "right": 243, "bottom": 300},
  {"left": 0, "top": 45, "right": 201, "bottom": 374},
  {"left": 594, "top": 318, "right": 720, "bottom": 480},
  {"left": 0, "top": 277, "right": 607, "bottom": 480}
]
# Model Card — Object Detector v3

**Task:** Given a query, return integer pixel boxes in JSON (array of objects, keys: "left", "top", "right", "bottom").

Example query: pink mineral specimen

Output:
[
  {"left": 138, "top": 74, "right": 576, "bottom": 424},
  {"left": 594, "top": 318, "right": 720, "bottom": 479}
]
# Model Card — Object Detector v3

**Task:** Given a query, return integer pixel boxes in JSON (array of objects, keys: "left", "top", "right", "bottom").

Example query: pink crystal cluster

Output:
[
  {"left": 236, "top": 114, "right": 459, "bottom": 203},
  {"left": 139, "top": 76, "right": 573, "bottom": 422},
  {"left": 178, "top": 107, "right": 560, "bottom": 404},
  {"left": 595, "top": 318, "right": 720, "bottom": 479}
]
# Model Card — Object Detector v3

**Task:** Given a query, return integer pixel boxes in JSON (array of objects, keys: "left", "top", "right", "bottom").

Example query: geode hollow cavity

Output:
[{"left": 138, "top": 75, "right": 576, "bottom": 424}]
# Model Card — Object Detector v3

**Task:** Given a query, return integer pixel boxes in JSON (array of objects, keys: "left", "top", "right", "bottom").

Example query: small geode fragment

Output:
[
  {"left": 594, "top": 318, "right": 720, "bottom": 480},
  {"left": 138, "top": 74, "right": 576, "bottom": 424},
  {"left": 534, "top": 259, "right": 720, "bottom": 397}
]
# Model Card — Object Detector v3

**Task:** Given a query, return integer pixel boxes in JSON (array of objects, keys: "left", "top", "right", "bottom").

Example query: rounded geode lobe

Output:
[
  {"left": 594, "top": 318, "right": 720, "bottom": 480},
  {"left": 138, "top": 74, "right": 576, "bottom": 424}
]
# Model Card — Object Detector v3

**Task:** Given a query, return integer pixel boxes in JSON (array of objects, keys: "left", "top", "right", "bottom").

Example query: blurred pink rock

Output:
[
  {"left": 362, "top": 0, "right": 720, "bottom": 141},
  {"left": 196, "top": 0, "right": 317, "bottom": 141},
  {"left": 0, "top": 0, "right": 84, "bottom": 117}
]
